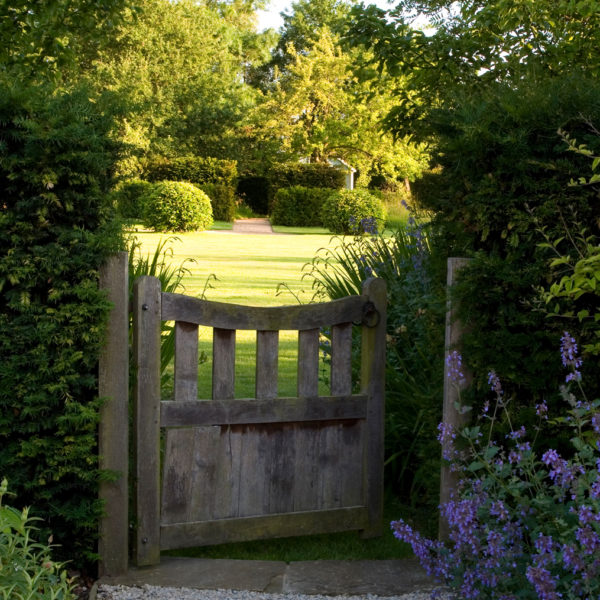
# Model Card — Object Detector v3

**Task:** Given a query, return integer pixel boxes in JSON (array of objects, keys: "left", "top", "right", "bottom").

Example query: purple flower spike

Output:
[
  {"left": 446, "top": 350, "right": 465, "bottom": 384},
  {"left": 561, "top": 331, "right": 582, "bottom": 383},
  {"left": 488, "top": 370, "right": 503, "bottom": 395}
]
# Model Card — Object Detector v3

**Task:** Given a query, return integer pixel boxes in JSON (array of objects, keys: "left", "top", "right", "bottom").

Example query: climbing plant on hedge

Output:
[
  {"left": 143, "top": 181, "right": 213, "bottom": 231},
  {"left": 0, "top": 83, "right": 122, "bottom": 567}
]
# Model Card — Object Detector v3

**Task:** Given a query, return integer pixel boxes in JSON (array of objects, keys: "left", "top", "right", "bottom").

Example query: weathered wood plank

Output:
[
  {"left": 133, "top": 276, "right": 162, "bottom": 566},
  {"left": 331, "top": 323, "right": 353, "bottom": 396},
  {"left": 297, "top": 329, "right": 319, "bottom": 397},
  {"left": 160, "top": 507, "right": 369, "bottom": 550},
  {"left": 161, "top": 395, "right": 367, "bottom": 427},
  {"left": 318, "top": 422, "right": 342, "bottom": 509},
  {"left": 359, "top": 277, "right": 387, "bottom": 538},
  {"left": 238, "top": 425, "right": 267, "bottom": 517},
  {"left": 213, "top": 328, "right": 235, "bottom": 400},
  {"left": 174, "top": 321, "right": 199, "bottom": 402},
  {"left": 439, "top": 257, "right": 472, "bottom": 541},
  {"left": 291, "top": 424, "right": 320, "bottom": 512},
  {"left": 256, "top": 331, "right": 278, "bottom": 400},
  {"left": 338, "top": 421, "right": 364, "bottom": 508},
  {"left": 266, "top": 423, "right": 295, "bottom": 514},
  {"left": 215, "top": 425, "right": 242, "bottom": 520},
  {"left": 161, "top": 428, "right": 196, "bottom": 525},
  {"left": 162, "top": 293, "right": 366, "bottom": 331},
  {"left": 98, "top": 252, "right": 129, "bottom": 578}
]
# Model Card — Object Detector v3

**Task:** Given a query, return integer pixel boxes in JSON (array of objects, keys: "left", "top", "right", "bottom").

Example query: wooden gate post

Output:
[
  {"left": 133, "top": 276, "right": 162, "bottom": 566},
  {"left": 439, "top": 257, "right": 472, "bottom": 540},
  {"left": 98, "top": 252, "right": 129, "bottom": 577},
  {"left": 360, "top": 277, "right": 387, "bottom": 538}
]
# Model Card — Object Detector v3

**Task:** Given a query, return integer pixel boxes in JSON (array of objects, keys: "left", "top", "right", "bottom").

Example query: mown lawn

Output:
[{"left": 126, "top": 226, "right": 340, "bottom": 398}]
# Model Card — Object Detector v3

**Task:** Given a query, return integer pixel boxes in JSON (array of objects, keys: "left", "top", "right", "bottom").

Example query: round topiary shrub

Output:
[
  {"left": 143, "top": 181, "right": 213, "bottom": 232},
  {"left": 321, "top": 189, "right": 386, "bottom": 235},
  {"left": 111, "top": 178, "right": 154, "bottom": 219}
]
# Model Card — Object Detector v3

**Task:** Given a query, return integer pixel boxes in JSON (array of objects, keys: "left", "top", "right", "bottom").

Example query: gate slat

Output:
[
  {"left": 161, "top": 395, "right": 367, "bottom": 426},
  {"left": 213, "top": 328, "right": 236, "bottom": 400},
  {"left": 297, "top": 328, "right": 319, "bottom": 397},
  {"left": 174, "top": 321, "right": 199, "bottom": 402},
  {"left": 160, "top": 507, "right": 370, "bottom": 550},
  {"left": 256, "top": 330, "right": 278, "bottom": 399},
  {"left": 331, "top": 323, "right": 353, "bottom": 395}
]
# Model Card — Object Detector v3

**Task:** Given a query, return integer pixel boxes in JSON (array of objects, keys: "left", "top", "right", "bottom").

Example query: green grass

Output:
[
  {"left": 271, "top": 225, "right": 331, "bottom": 235},
  {"left": 126, "top": 227, "right": 338, "bottom": 399},
  {"left": 163, "top": 495, "right": 415, "bottom": 561}
]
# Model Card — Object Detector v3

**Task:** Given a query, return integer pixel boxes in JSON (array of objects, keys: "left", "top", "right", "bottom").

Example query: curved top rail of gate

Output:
[{"left": 161, "top": 292, "right": 369, "bottom": 331}]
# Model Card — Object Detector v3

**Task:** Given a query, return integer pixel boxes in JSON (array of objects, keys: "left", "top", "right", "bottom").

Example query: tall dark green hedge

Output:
[
  {"left": 0, "top": 84, "right": 122, "bottom": 567},
  {"left": 144, "top": 155, "right": 238, "bottom": 187},
  {"left": 416, "top": 75, "right": 600, "bottom": 403},
  {"left": 269, "top": 163, "right": 346, "bottom": 190}
]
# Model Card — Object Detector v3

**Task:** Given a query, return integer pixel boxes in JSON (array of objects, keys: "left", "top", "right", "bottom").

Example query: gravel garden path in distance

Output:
[{"left": 231, "top": 219, "right": 274, "bottom": 234}]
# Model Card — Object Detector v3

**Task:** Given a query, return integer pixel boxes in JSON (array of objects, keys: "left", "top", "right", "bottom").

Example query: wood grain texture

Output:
[
  {"left": 359, "top": 277, "right": 387, "bottom": 538},
  {"left": 174, "top": 321, "right": 199, "bottom": 402},
  {"left": 161, "top": 395, "right": 367, "bottom": 427},
  {"left": 133, "top": 276, "right": 162, "bottom": 566},
  {"left": 212, "top": 328, "right": 235, "bottom": 400},
  {"left": 256, "top": 331, "right": 278, "bottom": 400},
  {"left": 331, "top": 323, "right": 353, "bottom": 396},
  {"left": 162, "top": 293, "right": 365, "bottom": 330},
  {"left": 98, "top": 252, "right": 129, "bottom": 578},
  {"left": 160, "top": 507, "right": 369, "bottom": 550},
  {"left": 297, "top": 329, "right": 319, "bottom": 397}
]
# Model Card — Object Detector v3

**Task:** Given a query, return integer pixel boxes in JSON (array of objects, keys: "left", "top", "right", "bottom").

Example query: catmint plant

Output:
[{"left": 392, "top": 333, "right": 600, "bottom": 599}]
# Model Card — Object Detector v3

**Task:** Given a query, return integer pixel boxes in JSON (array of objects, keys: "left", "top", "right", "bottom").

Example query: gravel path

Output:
[{"left": 97, "top": 585, "right": 447, "bottom": 600}]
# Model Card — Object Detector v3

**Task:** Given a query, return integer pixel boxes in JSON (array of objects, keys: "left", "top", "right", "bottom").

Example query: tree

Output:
[
  {"left": 252, "top": 28, "right": 428, "bottom": 183},
  {"left": 346, "top": 0, "right": 600, "bottom": 138},
  {"left": 93, "top": 0, "right": 272, "bottom": 171}
]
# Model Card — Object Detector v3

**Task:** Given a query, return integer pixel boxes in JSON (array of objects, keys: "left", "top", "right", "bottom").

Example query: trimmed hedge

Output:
[
  {"left": 269, "top": 163, "right": 345, "bottom": 190},
  {"left": 268, "top": 163, "right": 346, "bottom": 214},
  {"left": 321, "top": 189, "right": 386, "bottom": 234},
  {"left": 110, "top": 178, "right": 154, "bottom": 219},
  {"left": 271, "top": 186, "right": 333, "bottom": 226},
  {"left": 143, "top": 181, "right": 213, "bottom": 232},
  {"left": 0, "top": 83, "right": 122, "bottom": 568},
  {"left": 199, "top": 183, "right": 236, "bottom": 222},
  {"left": 144, "top": 155, "right": 237, "bottom": 187}
]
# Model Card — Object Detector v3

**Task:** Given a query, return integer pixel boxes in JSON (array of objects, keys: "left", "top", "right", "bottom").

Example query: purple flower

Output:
[
  {"left": 526, "top": 566, "right": 562, "bottom": 600},
  {"left": 561, "top": 331, "right": 582, "bottom": 382},
  {"left": 536, "top": 401, "right": 548, "bottom": 418},
  {"left": 488, "top": 370, "right": 503, "bottom": 395},
  {"left": 446, "top": 350, "right": 466, "bottom": 384}
]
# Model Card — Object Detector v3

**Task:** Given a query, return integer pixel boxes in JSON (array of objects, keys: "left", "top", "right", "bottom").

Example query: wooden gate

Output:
[{"left": 121, "top": 270, "right": 386, "bottom": 568}]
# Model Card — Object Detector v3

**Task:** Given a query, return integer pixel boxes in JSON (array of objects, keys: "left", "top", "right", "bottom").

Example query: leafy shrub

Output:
[
  {"left": 236, "top": 175, "right": 271, "bottom": 215},
  {"left": 199, "top": 183, "right": 236, "bottom": 222},
  {"left": 321, "top": 189, "right": 386, "bottom": 234},
  {"left": 394, "top": 336, "right": 600, "bottom": 600},
  {"left": 271, "top": 186, "right": 333, "bottom": 226},
  {"left": 419, "top": 76, "right": 600, "bottom": 404},
  {"left": 142, "top": 181, "right": 213, "bottom": 232},
  {"left": 110, "top": 178, "right": 154, "bottom": 219},
  {"left": 144, "top": 155, "right": 237, "bottom": 187},
  {"left": 0, "top": 478, "right": 74, "bottom": 600},
  {"left": 304, "top": 221, "right": 445, "bottom": 505},
  {"left": 0, "top": 83, "right": 122, "bottom": 567},
  {"left": 268, "top": 163, "right": 346, "bottom": 213}
]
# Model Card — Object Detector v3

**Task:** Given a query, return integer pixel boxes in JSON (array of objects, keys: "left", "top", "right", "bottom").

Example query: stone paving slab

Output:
[{"left": 98, "top": 558, "right": 435, "bottom": 597}]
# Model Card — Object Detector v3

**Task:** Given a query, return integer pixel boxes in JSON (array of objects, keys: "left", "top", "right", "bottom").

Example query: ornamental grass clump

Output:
[{"left": 393, "top": 333, "right": 600, "bottom": 600}]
